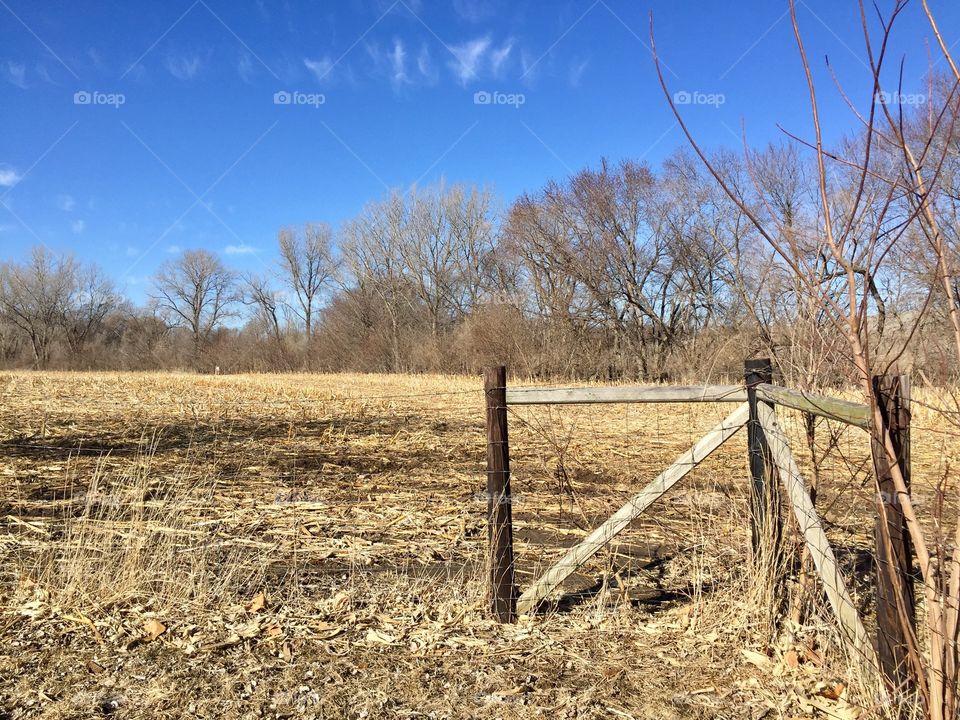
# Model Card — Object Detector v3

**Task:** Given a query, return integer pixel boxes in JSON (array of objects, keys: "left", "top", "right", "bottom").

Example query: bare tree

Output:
[
  {"left": 150, "top": 250, "right": 238, "bottom": 368},
  {"left": 64, "top": 264, "right": 121, "bottom": 361},
  {"left": 0, "top": 247, "right": 77, "bottom": 368},
  {"left": 402, "top": 183, "right": 496, "bottom": 336},
  {"left": 277, "top": 223, "right": 337, "bottom": 343},
  {"left": 504, "top": 157, "right": 744, "bottom": 379},
  {"left": 654, "top": 1, "right": 960, "bottom": 715},
  {"left": 118, "top": 307, "right": 172, "bottom": 370},
  {"left": 244, "top": 273, "right": 288, "bottom": 365},
  {"left": 340, "top": 191, "right": 413, "bottom": 372}
]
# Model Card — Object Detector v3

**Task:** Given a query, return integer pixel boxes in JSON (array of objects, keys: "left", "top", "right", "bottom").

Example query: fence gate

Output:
[{"left": 483, "top": 361, "right": 913, "bottom": 691}]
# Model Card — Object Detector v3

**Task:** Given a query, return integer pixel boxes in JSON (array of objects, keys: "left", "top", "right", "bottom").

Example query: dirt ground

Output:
[{"left": 0, "top": 371, "right": 945, "bottom": 719}]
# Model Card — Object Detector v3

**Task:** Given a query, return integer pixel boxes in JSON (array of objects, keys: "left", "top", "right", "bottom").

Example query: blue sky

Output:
[{"left": 1, "top": 0, "right": 958, "bottom": 301}]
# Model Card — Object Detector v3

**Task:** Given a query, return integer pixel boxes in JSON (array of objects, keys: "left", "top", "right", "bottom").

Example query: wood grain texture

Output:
[{"left": 757, "top": 403, "right": 878, "bottom": 669}]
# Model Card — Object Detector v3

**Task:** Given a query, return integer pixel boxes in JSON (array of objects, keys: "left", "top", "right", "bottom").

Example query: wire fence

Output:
[
  {"left": 495, "top": 383, "right": 960, "bottom": 710},
  {"left": 498, "top": 398, "right": 747, "bottom": 604}
]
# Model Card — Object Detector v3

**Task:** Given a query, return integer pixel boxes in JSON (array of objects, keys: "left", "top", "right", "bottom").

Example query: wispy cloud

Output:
[
  {"left": 417, "top": 44, "right": 438, "bottom": 84},
  {"left": 452, "top": 0, "right": 497, "bottom": 22},
  {"left": 56, "top": 194, "right": 76, "bottom": 211},
  {"left": 520, "top": 49, "right": 539, "bottom": 82},
  {"left": 166, "top": 245, "right": 182, "bottom": 254},
  {"left": 237, "top": 54, "right": 255, "bottom": 83},
  {"left": 87, "top": 48, "right": 106, "bottom": 71},
  {"left": 449, "top": 36, "right": 491, "bottom": 85},
  {"left": 71, "top": 219, "right": 86, "bottom": 234},
  {"left": 126, "top": 246, "right": 140, "bottom": 257},
  {"left": 367, "top": 40, "right": 437, "bottom": 88},
  {"left": 304, "top": 56, "right": 334, "bottom": 83},
  {"left": 1, "top": 61, "right": 27, "bottom": 89},
  {"left": 0, "top": 166, "right": 22, "bottom": 188},
  {"left": 225, "top": 243, "right": 257, "bottom": 255},
  {"left": 165, "top": 53, "right": 205, "bottom": 80},
  {"left": 35, "top": 64, "right": 54, "bottom": 84},
  {"left": 490, "top": 41, "right": 513, "bottom": 76},
  {"left": 389, "top": 39, "right": 408, "bottom": 87},
  {"left": 569, "top": 58, "right": 589, "bottom": 88}
]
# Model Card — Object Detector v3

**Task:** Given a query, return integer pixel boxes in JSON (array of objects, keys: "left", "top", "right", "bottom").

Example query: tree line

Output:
[{"left": 1, "top": 123, "right": 957, "bottom": 384}]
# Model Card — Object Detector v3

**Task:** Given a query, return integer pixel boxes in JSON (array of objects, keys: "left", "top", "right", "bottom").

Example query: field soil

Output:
[{"left": 1, "top": 372, "right": 947, "bottom": 719}]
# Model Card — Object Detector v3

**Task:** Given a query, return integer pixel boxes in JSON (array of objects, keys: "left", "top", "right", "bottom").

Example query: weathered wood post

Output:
[
  {"left": 745, "top": 358, "right": 780, "bottom": 557},
  {"left": 485, "top": 366, "right": 516, "bottom": 622},
  {"left": 871, "top": 373, "right": 915, "bottom": 695}
]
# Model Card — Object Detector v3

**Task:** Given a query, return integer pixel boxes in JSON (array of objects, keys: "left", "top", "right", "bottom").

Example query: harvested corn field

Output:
[{"left": 0, "top": 372, "right": 955, "bottom": 719}]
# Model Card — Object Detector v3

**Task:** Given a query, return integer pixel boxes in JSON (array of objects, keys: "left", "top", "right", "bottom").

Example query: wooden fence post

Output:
[
  {"left": 485, "top": 366, "right": 516, "bottom": 622},
  {"left": 745, "top": 358, "right": 780, "bottom": 557},
  {"left": 872, "top": 374, "right": 915, "bottom": 695}
]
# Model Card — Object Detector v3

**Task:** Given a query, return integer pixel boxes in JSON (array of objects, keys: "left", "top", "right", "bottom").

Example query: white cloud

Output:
[
  {"left": 165, "top": 54, "right": 204, "bottom": 80},
  {"left": 452, "top": 0, "right": 496, "bottom": 22},
  {"left": 237, "top": 54, "right": 255, "bottom": 83},
  {"left": 87, "top": 48, "right": 105, "bottom": 69},
  {"left": 35, "top": 64, "right": 53, "bottom": 84},
  {"left": 124, "top": 63, "right": 147, "bottom": 82},
  {"left": 449, "top": 36, "right": 491, "bottom": 84},
  {"left": 1, "top": 62, "right": 27, "bottom": 89},
  {"left": 225, "top": 243, "right": 257, "bottom": 255},
  {"left": 166, "top": 245, "right": 182, "bottom": 254},
  {"left": 0, "top": 167, "right": 21, "bottom": 188},
  {"left": 367, "top": 41, "right": 437, "bottom": 88},
  {"left": 57, "top": 194, "right": 76, "bottom": 211},
  {"left": 71, "top": 219, "right": 86, "bottom": 234},
  {"left": 389, "top": 39, "right": 408, "bottom": 86},
  {"left": 417, "top": 44, "right": 437, "bottom": 83},
  {"left": 304, "top": 56, "right": 334, "bottom": 83},
  {"left": 490, "top": 41, "right": 513, "bottom": 76},
  {"left": 569, "top": 58, "right": 589, "bottom": 88},
  {"left": 126, "top": 246, "right": 140, "bottom": 257},
  {"left": 520, "top": 49, "right": 539, "bottom": 82}
]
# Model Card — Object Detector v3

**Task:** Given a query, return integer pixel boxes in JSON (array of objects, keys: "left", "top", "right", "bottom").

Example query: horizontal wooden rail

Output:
[
  {"left": 755, "top": 384, "right": 869, "bottom": 428},
  {"left": 505, "top": 384, "right": 747, "bottom": 406},
  {"left": 505, "top": 381, "right": 870, "bottom": 429}
]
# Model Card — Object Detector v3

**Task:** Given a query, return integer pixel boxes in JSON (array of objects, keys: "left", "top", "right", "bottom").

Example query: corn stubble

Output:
[{"left": 0, "top": 372, "right": 950, "bottom": 718}]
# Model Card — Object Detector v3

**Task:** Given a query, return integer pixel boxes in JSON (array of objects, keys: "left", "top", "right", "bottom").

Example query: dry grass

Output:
[{"left": 0, "top": 371, "right": 953, "bottom": 718}]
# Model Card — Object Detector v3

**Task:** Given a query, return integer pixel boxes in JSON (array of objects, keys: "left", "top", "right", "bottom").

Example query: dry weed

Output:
[{"left": 0, "top": 372, "right": 951, "bottom": 718}]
